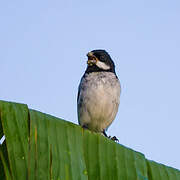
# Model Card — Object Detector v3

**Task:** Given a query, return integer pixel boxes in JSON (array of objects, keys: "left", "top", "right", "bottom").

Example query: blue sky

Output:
[{"left": 0, "top": 1, "right": 180, "bottom": 170}]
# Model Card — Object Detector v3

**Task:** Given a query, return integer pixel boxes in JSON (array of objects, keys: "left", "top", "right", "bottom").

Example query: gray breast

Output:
[{"left": 77, "top": 72, "right": 121, "bottom": 132}]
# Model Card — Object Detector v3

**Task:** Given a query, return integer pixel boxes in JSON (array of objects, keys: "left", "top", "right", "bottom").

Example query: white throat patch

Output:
[{"left": 96, "top": 61, "right": 110, "bottom": 70}]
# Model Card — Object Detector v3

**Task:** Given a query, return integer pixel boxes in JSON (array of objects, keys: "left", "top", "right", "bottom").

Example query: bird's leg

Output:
[
  {"left": 103, "top": 130, "right": 108, "bottom": 137},
  {"left": 103, "top": 130, "right": 119, "bottom": 142}
]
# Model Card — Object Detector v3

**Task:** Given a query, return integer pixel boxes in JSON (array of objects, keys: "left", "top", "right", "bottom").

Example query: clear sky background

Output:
[{"left": 0, "top": 1, "right": 180, "bottom": 170}]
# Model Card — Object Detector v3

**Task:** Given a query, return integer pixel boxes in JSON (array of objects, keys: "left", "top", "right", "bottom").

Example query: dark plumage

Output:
[{"left": 85, "top": 50, "right": 116, "bottom": 74}]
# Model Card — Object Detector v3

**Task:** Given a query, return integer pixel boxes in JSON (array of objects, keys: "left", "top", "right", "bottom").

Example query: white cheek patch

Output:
[{"left": 96, "top": 61, "right": 110, "bottom": 70}]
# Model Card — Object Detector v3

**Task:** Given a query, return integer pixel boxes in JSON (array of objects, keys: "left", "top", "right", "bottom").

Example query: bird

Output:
[{"left": 77, "top": 49, "right": 121, "bottom": 139}]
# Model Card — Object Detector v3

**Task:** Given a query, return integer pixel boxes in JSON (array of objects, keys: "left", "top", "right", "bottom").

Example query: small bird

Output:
[{"left": 77, "top": 50, "right": 121, "bottom": 139}]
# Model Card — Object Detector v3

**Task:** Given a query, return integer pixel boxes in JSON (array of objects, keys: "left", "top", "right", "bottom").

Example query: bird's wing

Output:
[
  {"left": 77, "top": 74, "right": 85, "bottom": 103},
  {"left": 77, "top": 84, "right": 80, "bottom": 103}
]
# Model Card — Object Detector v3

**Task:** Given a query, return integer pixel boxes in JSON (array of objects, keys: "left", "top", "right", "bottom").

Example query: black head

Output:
[{"left": 85, "top": 49, "right": 116, "bottom": 74}]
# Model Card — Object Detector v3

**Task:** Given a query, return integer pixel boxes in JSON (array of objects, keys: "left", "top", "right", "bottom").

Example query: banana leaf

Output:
[{"left": 0, "top": 100, "right": 179, "bottom": 180}]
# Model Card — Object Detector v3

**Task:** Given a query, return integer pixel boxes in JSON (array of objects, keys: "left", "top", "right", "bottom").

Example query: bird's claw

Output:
[{"left": 108, "top": 136, "right": 119, "bottom": 142}]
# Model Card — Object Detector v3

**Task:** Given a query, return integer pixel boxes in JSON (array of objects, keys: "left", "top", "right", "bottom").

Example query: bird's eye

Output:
[{"left": 100, "top": 55, "right": 105, "bottom": 61}]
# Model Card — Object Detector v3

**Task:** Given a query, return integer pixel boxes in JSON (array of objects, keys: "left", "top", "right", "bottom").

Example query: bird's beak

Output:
[{"left": 87, "top": 52, "right": 98, "bottom": 66}]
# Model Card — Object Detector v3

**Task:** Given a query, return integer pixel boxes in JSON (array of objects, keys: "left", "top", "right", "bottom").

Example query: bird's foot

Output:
[
  {"left": 111, "top": 136, "right": 119, "bottom": 142},
  {"left": 103, "top": 130, "right": 119, "bottom": 142},
  {"left": 108, "top": 136, "right": 119, "bottom": 142}
]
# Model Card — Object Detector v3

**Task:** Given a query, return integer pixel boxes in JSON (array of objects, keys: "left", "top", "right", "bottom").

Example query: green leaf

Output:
[
  {"left": 28, "top": 110, "right": 88, "bottom": 180},
  {"left": 0, "top": 100, "right": 179, "bottom": 180},
  {"left": 83, "top": 130, "right": 148, "bottom": 180},
  {"left": 0, "top": 146, "right": 12, "bottom": 180},
  {"left": 147, "top": 160, "right": 180, "bottom": 180},
  {"left": 0, "top": 101, "right": 29, "bottom": 180}
]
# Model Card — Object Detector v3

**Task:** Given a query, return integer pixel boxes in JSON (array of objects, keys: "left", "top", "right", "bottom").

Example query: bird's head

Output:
[{"left": 86, "top": 49, "right": 116, "bottom": 74}]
